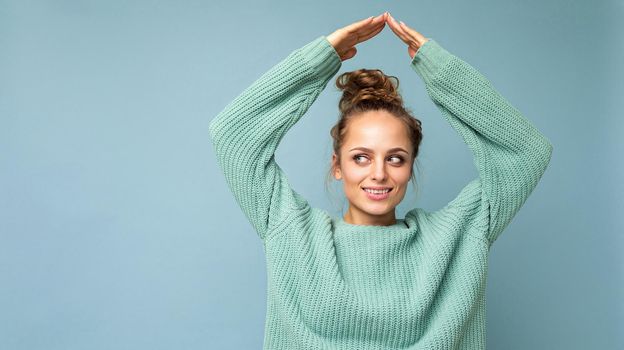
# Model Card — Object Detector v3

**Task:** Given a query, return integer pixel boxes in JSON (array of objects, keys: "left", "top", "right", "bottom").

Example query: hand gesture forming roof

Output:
[{"left": 326, "top": 12, "right": 430, "bottom": 61}]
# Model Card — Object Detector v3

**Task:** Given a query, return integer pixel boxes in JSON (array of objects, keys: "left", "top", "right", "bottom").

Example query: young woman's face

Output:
[{"left": 332, "top": 110, "right": 413, "bottom": 226}]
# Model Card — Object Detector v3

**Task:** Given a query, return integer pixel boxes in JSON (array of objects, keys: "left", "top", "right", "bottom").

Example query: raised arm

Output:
[
  {"left": 386, "top": 15, "right": 552, "bottom": 246},
  {"left": 415, "top": 40, "right": 552, "bottom": 245},
  {"left": 209, "top": 14, "right": 387, "bottom": 240},
  {"left": 209, "top": 36, "right": 341, "bottom": 240}
]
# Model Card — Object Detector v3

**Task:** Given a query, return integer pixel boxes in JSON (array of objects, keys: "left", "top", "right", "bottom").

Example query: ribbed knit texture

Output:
[{"left": 209, "top": 35, "right": 552, "bottom": 350}]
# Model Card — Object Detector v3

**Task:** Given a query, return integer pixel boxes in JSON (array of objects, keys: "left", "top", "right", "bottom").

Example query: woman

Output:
[{"left": 209, "top": 12, "right": 552, "bottom": 350}]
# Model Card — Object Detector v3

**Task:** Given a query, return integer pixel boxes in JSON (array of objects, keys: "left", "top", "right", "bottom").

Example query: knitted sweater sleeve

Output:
[
  {"left": 410, "top": 39, "right": 553, "bottom": 246},
  {"left": 208, "top": 36, "right": 342, "bottom": 240}
]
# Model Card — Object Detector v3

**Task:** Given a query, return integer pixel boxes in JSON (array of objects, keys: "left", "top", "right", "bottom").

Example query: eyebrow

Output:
[{"left": 349, "top": 147, "right": 409, "bottom": 154}]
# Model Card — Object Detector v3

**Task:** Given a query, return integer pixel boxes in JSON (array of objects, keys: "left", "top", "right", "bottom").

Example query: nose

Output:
[{"left": 371, "top": 159, "right": 387, "bottom": 181}]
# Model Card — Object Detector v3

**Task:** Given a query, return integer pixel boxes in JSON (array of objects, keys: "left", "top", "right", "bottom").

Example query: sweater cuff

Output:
[
  {"left": 297, "top": 35, "right": 342, "bottom": 79},
  {"left": 410, "top": 39, "right": 455, "bottom": 83}
]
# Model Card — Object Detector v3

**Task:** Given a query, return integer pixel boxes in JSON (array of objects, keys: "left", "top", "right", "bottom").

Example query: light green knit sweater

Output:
[{"left": 209, "top": 35, "right": 552, "bottom": 349}]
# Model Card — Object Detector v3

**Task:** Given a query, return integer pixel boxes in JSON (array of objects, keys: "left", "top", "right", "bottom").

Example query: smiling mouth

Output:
[{"left": 362, "top": 187, "right": 393, "bottom": 194}]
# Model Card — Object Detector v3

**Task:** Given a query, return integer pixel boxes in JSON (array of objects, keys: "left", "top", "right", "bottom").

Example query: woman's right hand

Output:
[{"left": 326, "top": 12, "right": 388, "bottom": 62}]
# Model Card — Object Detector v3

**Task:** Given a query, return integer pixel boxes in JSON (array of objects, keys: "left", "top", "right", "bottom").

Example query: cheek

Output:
[
  {"left": 395, "top": 168, "right": 413, "bottom": 183},
  {"left": 388, "top": 168, "right": 412, "bottom": 200},
  {"left": 341, "top": 164, "right": 366, "bottom": 182},
  {"left": 341, "top": 170, "right": 368, "bottom": 194}
]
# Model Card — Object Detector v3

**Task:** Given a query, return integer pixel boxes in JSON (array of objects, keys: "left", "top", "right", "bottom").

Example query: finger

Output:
[
  {"left": 343, "top": 15, "right": 376, "bottom": 33},
  {"left": 343, "top": 47, "right": 357, "bottom": 61},
  {"left": 399, "top": 21, "right": 427, "bottom": 45},
  {"left": 347, "top": 13, "right": 386, "bottom": 36},
  {"left": 388, "top": 15, "right": 422, "bottom": 50},
  {"left": 386, "top": 13, "right": 407, "bottom": 38},
  {"left": 354, "top": 17, "right": 386, "bottom": 39},
  {"left": 386, "top": 14, "right": 411, "bottom": 44},
  {"left": 357, "top": 21, "right": 386, "bottom": 43}
]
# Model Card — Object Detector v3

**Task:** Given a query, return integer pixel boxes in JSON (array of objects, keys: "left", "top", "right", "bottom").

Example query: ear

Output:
[{"left": 332, "top": 152, "right": 342, "bottom": 180}]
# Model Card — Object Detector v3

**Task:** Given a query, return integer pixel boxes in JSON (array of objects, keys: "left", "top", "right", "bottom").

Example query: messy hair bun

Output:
[
  {"left": 336, "top": 68, "right": 404, "bottom": 115},
  {"left": 325, "top": 68, "right": 424, "bottom": 205}
]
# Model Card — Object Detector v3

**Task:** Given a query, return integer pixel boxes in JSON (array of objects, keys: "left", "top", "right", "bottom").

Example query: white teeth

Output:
[{"left": 364, "top": 188, "right": 391, "bottom": 194}]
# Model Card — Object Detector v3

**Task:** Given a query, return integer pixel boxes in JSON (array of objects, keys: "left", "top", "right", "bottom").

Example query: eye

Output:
[
  {"left": 353, "top": 154, "right": 368, "bottom": 163},
  {"left": 352, "top": 154, "right": 405, "bottom": 164},
  {"left": 388, "top": 155, "right": 405, "bottom": 164}
]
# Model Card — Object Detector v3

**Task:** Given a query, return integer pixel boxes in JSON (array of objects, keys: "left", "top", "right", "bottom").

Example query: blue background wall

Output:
[{"left": 2, "top": 0, "right": 622, "bottom": 349}]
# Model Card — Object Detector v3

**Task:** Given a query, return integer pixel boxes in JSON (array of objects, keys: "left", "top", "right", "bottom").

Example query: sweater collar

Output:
[{"left": 333, "top": 216, "right": 411, "bottom": 234}]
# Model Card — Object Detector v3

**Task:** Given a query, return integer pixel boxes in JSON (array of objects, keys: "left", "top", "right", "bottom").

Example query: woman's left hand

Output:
[{"left": 385, "top": 12, "right": 429, "bottom": 60}]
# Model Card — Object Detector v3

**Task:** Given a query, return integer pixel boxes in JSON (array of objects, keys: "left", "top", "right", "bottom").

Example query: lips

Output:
[
  {"left": 362, "top": 187, "right": 393, "bottom": 194},
  {"left": 362, "top": 187, "right": 392, "bottom": 200}
]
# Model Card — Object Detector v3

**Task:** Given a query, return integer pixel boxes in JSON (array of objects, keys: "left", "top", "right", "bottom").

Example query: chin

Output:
[{"left": 359, "top": 201, "right": 395, "bottom": 214}]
